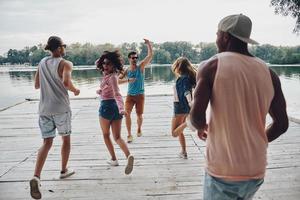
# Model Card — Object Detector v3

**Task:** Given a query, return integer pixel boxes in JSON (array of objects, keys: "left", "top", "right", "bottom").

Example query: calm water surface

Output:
[{"left": 0, "top": 65, "right": 299, "bottom": 119}]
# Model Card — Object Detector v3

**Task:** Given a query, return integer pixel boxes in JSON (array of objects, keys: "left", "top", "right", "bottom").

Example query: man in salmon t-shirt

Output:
[{"left": 190, "top": 14, "right": 289, "bottom": 200}]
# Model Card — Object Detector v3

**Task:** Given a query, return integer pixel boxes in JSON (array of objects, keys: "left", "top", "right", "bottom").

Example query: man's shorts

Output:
[
  {"left": 203, "top": 172, "right": 264, "bottom": 200},
  {"left": 99, "top": 99, "right": 123, "bottom": 121},
  {"left": 39, "top": 112, "right": 72, "bottom": 139},
  {"left": 125, "top": 94, "right": 145, "bottom": 115}
]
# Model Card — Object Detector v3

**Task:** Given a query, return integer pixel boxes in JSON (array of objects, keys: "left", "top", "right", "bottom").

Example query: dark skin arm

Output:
[
  {"left": 266, "top": 69, "right": 289, "bottom": 142},
  {"left": 190, "top": 59, "right": 217, "bottom": 140},
  {"left": 34, "top": 68, "right": 40, "bottom": 89}
]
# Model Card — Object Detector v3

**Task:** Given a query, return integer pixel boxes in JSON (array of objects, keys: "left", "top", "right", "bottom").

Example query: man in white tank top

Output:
[
  {"left": 190, "top": 14, "right": 289, "bottom": 200},
  {"left": 30, "top": 36, "right": 80, "bottom": 199}
]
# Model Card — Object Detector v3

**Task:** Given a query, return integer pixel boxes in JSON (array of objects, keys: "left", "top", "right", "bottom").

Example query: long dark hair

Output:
[{"left": 95, "top": 50, "right": 124, "bottom": 74}]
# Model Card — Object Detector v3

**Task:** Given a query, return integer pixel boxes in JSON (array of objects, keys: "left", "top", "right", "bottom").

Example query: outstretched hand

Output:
[
  {"left": 74, "top": 89, "right": 80, "bottom": 96},
  {"left": 128, "top": 78, "right": 136, "bottom": 83},
  {"left": 143, "top": 38, "right": 151, "bottom": 44}
]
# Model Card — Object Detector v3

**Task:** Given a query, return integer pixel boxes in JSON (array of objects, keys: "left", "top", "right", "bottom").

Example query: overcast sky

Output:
[{"left": 0, "top": 0, "right": 299, "bottom": 55}]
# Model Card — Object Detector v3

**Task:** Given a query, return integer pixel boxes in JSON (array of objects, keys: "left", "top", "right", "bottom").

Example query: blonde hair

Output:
[{"left": 172, "top": 57, "right": 197, "bottom": 86}]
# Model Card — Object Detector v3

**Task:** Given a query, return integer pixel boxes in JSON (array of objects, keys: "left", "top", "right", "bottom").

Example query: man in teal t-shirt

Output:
[{"left": 118, "top": 39, "right": 153, "bottom": 143}]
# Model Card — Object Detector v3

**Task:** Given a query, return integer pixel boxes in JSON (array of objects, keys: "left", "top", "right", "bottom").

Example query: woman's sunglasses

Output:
[{"left": 102, "top": 61, "right": 111, "bottom": 66}]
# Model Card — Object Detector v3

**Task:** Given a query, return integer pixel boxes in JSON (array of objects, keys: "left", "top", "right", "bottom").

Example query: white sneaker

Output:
[
  {"left": 125, "top": 155, "right": 134, "bottom": 175},
  {"left": 30, "top": 176, "right": 41, "bottom": 199},
  {"left": 59, "top": 168, "right": 75, "bottom": 179},
  {"left": 178, "top": 152, "right": 188, "bottom": 159},
  {"left": 107, "top": 159, "right": 119, "bottom": 166}
]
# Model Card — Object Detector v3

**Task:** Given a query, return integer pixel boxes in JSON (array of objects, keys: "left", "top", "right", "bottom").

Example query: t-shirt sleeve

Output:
[
  {"left": 183, "top": 77, "right": 192, "bottom": 96},
  {"left": 110, "top": 75, "right": 124, "bottom": 113}
]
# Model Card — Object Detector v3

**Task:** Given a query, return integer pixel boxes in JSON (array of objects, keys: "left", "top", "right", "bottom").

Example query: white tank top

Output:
[{"left": 38, "top": 56, "right": 71, "bottom": 115}]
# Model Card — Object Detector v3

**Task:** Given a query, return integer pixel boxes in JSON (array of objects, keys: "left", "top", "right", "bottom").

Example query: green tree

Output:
[
  {"left": 270, "top": 0, "right": 300, "bottom": 33},
  {"left": 153, "top": 49, "right": 172, "bottom": 64},
  {"left": 198, "top": 43, "right": 217, "bottom": 61}
]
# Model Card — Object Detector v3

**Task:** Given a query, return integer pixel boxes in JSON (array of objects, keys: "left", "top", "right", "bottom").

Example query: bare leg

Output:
[
  {"left": 61, "top": 135, "right": 71, "bottom": 172},
  {"left": 137, "top": 114, "right": 143, "bottom": 134},
  {"left": 171, "top": 115, "right": 187, "bottom": 154},
  {"left": 99, "top": 117, "right": 116, "bottom": 160},
  {"left": 34, "top": 138, "right": 54, "bottom": 178},
  {"left": 125, "top": 111, "right": 132, "bottom": 137},
  {"left": 111, "top": 119, "right": 130, "bottom": 158}
]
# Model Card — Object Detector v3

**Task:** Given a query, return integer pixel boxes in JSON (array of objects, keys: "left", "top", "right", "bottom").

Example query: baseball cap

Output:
[{"left": 218, "top": 14, "right": 259, "bottom": 45}]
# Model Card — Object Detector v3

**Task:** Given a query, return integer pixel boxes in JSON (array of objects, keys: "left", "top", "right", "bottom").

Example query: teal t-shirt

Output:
[{"left": 127, "top": 66, "right": 144, "bottom": 95}]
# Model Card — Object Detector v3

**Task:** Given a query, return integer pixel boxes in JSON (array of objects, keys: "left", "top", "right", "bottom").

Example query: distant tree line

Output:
[{"left": 0, "top": 42, "right": 299, "bottom": 66}]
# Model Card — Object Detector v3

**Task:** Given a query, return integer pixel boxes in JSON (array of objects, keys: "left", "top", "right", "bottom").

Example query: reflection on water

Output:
[
  {"left": 271, "top": 67, "right": 300, "bottom": 80},
  {"left": 1, "top": 65, "right": 299, "bottom": 118}
]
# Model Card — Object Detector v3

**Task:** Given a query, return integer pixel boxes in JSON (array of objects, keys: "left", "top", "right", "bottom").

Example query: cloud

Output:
[{"left": 0, "top": 0, "right": 299, "bottom": 55}]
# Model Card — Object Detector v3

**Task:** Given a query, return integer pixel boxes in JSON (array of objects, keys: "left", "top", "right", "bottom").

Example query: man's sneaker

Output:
[
  {"left": 125, "top": 155, "right": 134, "bottom": 175},
  {"left": 127, "top": 135, "right": 133, "bottom": 143},
  {"left": 107, "top": 159, "right": 119, "bottom": 166},
  {"left": 137, "top": 131, "right": 142, "bottom": 137},
  {"left": 178, "top": 152, "right": 188, "bottom": 159},
  {"left": 30, "top": 176, "right": 41, "bottom": 199},
  {"left": 59, "top": 168, "right": 75, "bottom": 179}
]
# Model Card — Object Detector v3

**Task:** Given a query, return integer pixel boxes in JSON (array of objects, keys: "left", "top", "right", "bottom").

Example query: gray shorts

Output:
[
  {"left": 203, "top": 172, "right": 264, "bottom": 200},
  {"left": 38, "top": 112, "right": 72, "bottom": 139}
]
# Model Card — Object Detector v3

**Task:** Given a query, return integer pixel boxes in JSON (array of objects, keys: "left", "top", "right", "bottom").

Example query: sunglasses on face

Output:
[
  {"left": 102, "top": 61, "right": 111, "bottom": 66},
  {"left": 61, "top": 44, "right": 67, "bottom": 48},
  {"left": 131, "top": 56, "right": 138, "bottom": 60}
]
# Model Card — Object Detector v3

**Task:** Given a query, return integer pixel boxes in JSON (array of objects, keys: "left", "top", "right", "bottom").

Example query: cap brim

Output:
[{"left": 231, "top": 33, "right": 259, "bottom": 45}]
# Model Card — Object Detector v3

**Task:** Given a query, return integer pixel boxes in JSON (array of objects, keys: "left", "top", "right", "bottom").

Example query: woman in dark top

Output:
[{"left": 171, "top": 57, "right": 196, "bottom": 159}]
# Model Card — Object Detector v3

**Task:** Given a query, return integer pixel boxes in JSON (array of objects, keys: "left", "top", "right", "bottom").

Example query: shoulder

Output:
[
  {"left": 196, "top": 56, "right": 218, "bottom": 88},
  {"left": 60, "top": 59, "right": 73, "bottom": 70},
  {"left": 198, "top": 56, "right": 218, "bottom": 77},
  {"left": 39, "top": 56, "right": 49, "bottom": 65},
  {"left": 109, "top": 73, "right": 118, "bottom": 81}
]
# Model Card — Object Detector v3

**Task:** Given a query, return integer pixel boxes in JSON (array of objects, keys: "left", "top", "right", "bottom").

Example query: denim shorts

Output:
[
  {"left": 174, "top": 102, "right": 190, "bottom": 115},
  {"left": 39, "top": 112, "right": 72, "bottom": 139},
  {"left": 99, "top": 99, "right": 123, "bottom": 121},
  {"left": 203, "top": 172, "right": 264, "bottom": 200}
]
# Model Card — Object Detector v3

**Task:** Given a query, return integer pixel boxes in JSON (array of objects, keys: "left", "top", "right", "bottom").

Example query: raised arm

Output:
[
  {"left": 140, "top": 39, "right": 153, "bottom": 71},
  {"left": 266, "top": 69, "right": 289, "bottom": 142},
  {"left": 34, "top": 68, "right": 40, "bottom": 89},
  {"left": 62, "top": 60, "right": 80, "bottom": 96}
]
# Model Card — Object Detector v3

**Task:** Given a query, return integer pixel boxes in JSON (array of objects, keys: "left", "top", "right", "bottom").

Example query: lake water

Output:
[{"left": 0, "top": 65, "right": 299, "bottom": 119}]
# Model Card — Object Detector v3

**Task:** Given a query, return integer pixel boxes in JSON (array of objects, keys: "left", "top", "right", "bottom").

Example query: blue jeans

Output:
[{"left": 204, "top": 172, "right": 264, "bottom": 200}]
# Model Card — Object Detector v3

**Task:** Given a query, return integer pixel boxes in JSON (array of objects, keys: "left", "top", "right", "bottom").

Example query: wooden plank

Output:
[{"left": 0, "top": 96, "right": 299, "bottom": 200}]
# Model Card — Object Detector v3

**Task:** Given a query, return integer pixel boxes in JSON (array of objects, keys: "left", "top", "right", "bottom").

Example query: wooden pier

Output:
[{"left": 0, "top": 96, "right": 299, "bottom": 199}]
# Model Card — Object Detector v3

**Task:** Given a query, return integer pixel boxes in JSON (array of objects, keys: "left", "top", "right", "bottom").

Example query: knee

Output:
[
  {"left": 113, "top": 135, "right": 121, "bottom": 142},
  {"left": 126, "top": 111, "right": 132, "bottom": 118},
  {"left": 171, "top": 131, "right": 178, "bottom": 138},
  {"left": 137, "top": 114, "right": 143, "bottom": 120},
  {"left": 103, "top": 133, "right": 110, "bottom": 139},
  {"left": 43, "top": 139, "right": 53, "bottom": 150}
]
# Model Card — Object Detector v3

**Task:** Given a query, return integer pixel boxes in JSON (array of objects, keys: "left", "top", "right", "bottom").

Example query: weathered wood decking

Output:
[{"left": 0, "top": 96, "right": 299, "bottom": 200}]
